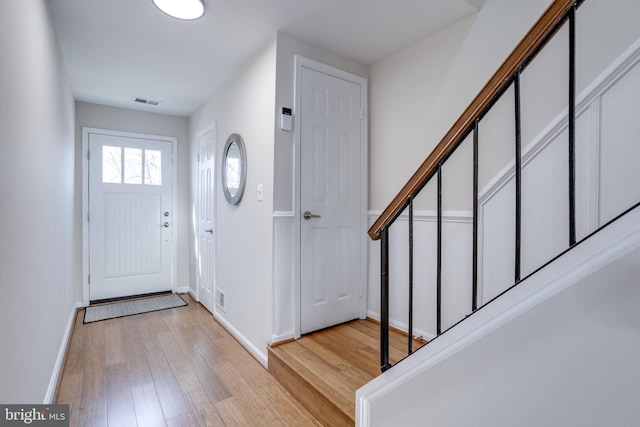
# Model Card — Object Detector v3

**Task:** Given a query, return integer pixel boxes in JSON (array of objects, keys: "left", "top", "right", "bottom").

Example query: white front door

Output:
[
  {"left": 299, "top": 64, "right": 365, "bottom": 334},
  {"left": 197, "top": 126, "right": 216, "bottom": 314},
  {"left": 88, "top": 132, "right": 173, "bottom": 301}
]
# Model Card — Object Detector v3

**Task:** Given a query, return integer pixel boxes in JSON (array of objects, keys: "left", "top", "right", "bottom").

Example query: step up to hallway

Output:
[{"left": 268, "top": 319, "right": 426, "bottom": 426}]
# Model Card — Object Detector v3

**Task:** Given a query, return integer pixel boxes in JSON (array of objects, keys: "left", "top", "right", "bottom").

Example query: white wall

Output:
[
  {"left": 273, "top": 32, "right": 369, "bottom": 212},
  {"left": 423, "top": 0, "right": 554, "bottom": 174},
  {"left": 189, "top": 37, "right": 278, "bottom": 363},
  {"left": 75, "top": 102, "right": 190, "bottom": 296},
  {"left": 575, "top": 0, "right": 640, "bottom": 93},
  {"left": 0, "top": 0, "right": 77, "bottom": 403},
  {"left": 369, "top": 14, "right": 475, "bottom": 211}
]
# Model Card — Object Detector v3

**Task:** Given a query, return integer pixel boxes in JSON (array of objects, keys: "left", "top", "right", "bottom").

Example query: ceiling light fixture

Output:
[{"left": 152, "top": 0, "right": 205, "bottom": 20}]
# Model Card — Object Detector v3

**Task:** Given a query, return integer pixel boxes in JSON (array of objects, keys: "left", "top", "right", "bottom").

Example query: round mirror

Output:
[{"left": 222, "top": 133, "right": 246, "bottom": 205}]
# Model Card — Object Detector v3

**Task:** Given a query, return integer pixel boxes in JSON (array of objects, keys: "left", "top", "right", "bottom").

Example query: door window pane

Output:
[
  {"left": 102, "top": 146, "right": 122, "bottom": 183},
  {"left": 124, "top": 148, "right": 143, "bottom": 184},
  {"left": 144, "top": 149, "right": 162, "bottom": 185}
]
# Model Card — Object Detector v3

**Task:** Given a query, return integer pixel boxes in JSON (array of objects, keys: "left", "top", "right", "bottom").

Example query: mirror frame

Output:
[{"left": 221, "top": 133, "right": 247, "bottom": 205}]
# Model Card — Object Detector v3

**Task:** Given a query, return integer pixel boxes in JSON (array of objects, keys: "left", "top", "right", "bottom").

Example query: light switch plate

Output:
[{"left": 257, "top": 184, "right": 263, "bottom": 201}]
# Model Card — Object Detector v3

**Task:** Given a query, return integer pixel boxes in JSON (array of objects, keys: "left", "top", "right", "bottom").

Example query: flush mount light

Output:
[{"left": 152, "top": 0, "right": 205, "bottom": 20}]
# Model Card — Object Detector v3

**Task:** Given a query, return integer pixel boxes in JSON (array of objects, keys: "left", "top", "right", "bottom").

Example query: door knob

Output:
[
  {"left": 303, "top": 211, "right": 321, "bottom": 220},
  {"left": 204, "top": 228, "right": 213, "bottom": 234},
  {"left": 163, "top": 222, "right": 170, "bottom": 228}
]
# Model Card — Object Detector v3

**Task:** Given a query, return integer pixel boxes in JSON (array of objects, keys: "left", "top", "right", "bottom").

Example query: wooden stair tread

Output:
[{"left": 268, "top": 319, "right": 426, "bottom": 426}]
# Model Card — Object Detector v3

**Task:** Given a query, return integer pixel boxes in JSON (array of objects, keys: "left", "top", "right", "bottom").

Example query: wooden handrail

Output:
[{"left": 368, "top": 0, "right": 577, "bottom": 240}]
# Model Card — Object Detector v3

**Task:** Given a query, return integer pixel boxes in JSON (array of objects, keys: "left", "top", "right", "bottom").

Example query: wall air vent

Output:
[
  {"left": 133, "top": 97, "right": 161, "bottom": 106},
  {"left": 216, "top": 289, "right": 226, "bottom": 311}
]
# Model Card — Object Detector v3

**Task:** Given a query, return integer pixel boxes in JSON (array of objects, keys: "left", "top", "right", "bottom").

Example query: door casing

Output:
[
  {"left": 196, "top": 122, "right": 217, "bottom": 314},
  {"left": 82, "top": 127, "right": 178, "bottom": 306},
  {"left": 293, "top": 56, "right": 369, "bottom": 338}
]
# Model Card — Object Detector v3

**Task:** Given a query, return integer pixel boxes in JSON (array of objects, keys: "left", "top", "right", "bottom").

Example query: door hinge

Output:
[
  {"left": 360, "top": 109, "right": 364, "bottom": 120},
  {"left": 87, "top": 150, "right": 90, "bottom": 160},
  {"left": 87, "top": 212, "right": 90, "bottom": 222},
  {"left": 87, "top": 274, "right": 90, "bottom": 284}
]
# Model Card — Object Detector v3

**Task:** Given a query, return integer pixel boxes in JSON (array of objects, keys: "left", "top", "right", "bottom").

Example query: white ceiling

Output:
[{"left": 49, "top": 0, "right": 480, "bottom": 117}]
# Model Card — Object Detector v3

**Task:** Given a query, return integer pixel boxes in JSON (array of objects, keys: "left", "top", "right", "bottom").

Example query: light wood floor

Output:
[{"left": 56, "top": 294, "right": 322, "bottom": 427}]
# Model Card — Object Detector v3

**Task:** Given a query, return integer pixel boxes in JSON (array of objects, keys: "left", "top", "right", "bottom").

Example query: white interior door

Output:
[
  {"left": 88, "top": 132, "right": 173, "bottom": 301},
  {"left": 197, "top": 126, "right": 216, "bottom": 314},
  {"left": 300, "top": 65, "right": 364, "bottom": 334}
]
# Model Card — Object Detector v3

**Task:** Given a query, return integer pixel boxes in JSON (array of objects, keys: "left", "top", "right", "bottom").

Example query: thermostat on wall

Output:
[{"left": 281, "top": 107, "right": 292, "bottom": 131}]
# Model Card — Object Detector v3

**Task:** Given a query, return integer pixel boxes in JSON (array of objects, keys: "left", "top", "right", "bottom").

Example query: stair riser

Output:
[{"left": 268, "top": 348, "right": 353, "bottom": 427}]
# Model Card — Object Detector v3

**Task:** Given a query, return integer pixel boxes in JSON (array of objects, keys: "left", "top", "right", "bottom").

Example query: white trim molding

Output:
[
  {"left": 194, "top": 121, "right": 217, "bottom": 310},
  {"left": 44, "top": 302, "right": 83, "bottom": 404},
  {"left": 214, "top": 313, "right": 268, "bottom": 368},
  {"left": 292, "top": 56, "right": 369, "bottom": 338},
  {"left": 82, "top": 127, "right": 178, "bottom": 306},
  {"left": 368, "top": 210, "right": 473, "bottom": 224}
]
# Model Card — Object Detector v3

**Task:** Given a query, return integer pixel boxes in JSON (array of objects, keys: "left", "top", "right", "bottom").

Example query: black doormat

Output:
[{"left": 84, "top": 293, "right": 187, "bottom": 323}]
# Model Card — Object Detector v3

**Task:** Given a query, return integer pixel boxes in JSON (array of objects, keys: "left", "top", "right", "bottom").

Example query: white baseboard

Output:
[
  {"left": 366, "top": 310, "right": 436, "bottom": 341},
  {"left": 270, "top": 332, "right": 295, "bottom": 345},
  {"left": 214, "top": 313, "right": 268, "bottom": 368},
  {"left": 44, "top": 302, "right": 83, "bottom": 404},
  {"left": 187, "top": 288, "right": 198, "bottom": 302},
  {"left": 175, "top": 286, "right": 191, "bottom": 294}
]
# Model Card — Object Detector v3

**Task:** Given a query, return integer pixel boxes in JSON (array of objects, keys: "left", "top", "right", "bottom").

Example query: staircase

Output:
[
  {"left": 268, "top": 319, "right": 425, "bottom": 426},
  {"left": 357, "top": 0, "right": 640, "bottom": 424},
  {"left": 270, "top": 0, "right": 639, "bottom": 425}
]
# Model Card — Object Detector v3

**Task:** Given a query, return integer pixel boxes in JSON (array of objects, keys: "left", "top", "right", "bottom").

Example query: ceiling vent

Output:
[{"left": 133, "top": 97, "right": 161, "bottom": 106}]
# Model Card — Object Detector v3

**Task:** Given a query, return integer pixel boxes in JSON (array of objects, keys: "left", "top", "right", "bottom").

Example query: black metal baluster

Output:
[
  {"left": 380, "top": 228, "right": 391, "bottom": 372},
  {"left": 408, "top": 197, "right": 414, "bottom": 354},
  {"left": 568, "top": 5, "right": 577, "bottom": 246},
  {"left": 437, "top": 165, "right": 443, "bottom": 335},
  {"left": 514, "top": 73, "right": 522, "bottom": 283},
  {"left": 472, "top": 119, "right": 479, "bottom": 311}
]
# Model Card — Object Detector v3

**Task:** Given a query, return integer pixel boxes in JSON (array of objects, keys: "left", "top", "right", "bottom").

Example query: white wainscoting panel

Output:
[
  {"left": 367, "top": 210, "right": 473, "bottom": 339},
  {"left": 477, "top": 37, "right": 640, "bottom": 305},
  {"left": 272, "top": 212, "right": 296, "bottom": 343},
  {"left": 599, "top": 57, "right": 640, "bottom": 224}
]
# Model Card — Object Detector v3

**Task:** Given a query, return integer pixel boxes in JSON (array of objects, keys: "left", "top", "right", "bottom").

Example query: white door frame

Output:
[
  {"left": 195, "top": 122, "right": 217, "bottom": 312},
  {"left": 82, "top": 127, "right": 178, "bottom": 306},
  {"left": 293, "top": 56, "right": 369, "bottom": 338}
]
